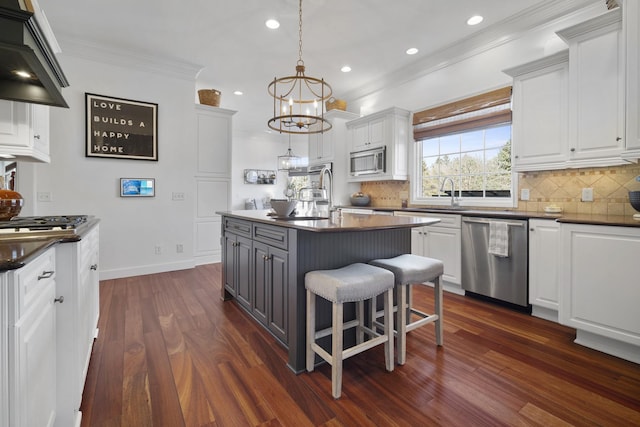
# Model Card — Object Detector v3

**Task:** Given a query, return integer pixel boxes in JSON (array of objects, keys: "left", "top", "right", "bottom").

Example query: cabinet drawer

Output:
[
  {"left": 253, "top": 224, "right": 288, "bottom": 250},
  {"left": 11, "top": 248, "right": 56, "bottom": 319},
  {"left": 224, "top": 218, "right": 251, "bottom": 237}
]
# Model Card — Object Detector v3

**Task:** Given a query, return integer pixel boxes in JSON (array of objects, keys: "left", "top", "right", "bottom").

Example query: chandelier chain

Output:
[{"left": 298, "top": 0, "right": 303, "bottom": 63}]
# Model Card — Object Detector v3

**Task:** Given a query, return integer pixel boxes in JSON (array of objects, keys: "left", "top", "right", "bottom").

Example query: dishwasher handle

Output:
[{"left": 462, "top": 217, "right": 525, "bottom": 228}]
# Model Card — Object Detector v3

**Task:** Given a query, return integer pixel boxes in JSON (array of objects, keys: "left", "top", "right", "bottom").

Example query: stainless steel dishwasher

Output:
[{"left": 461, "top": 216, "right": 529, "bottom": 307}]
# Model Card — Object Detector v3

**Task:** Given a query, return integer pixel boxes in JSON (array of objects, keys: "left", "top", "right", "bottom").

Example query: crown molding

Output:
[
  {"left": 57, "top": 36, "right": 203, "bottom": 81},
  {"left": 342, "top": 0, "right": 604, "bottom": 102}
]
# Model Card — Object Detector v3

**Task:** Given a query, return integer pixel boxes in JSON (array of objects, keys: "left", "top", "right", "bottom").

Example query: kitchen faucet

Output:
[
  {"left": 440, "top": 177, "right": 459, "bottom": 208},
  {"left": 319, "top": 165, "right": 333, "bottom": 216}
]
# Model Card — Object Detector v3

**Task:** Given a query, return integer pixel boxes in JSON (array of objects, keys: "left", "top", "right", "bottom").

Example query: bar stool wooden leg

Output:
[
  {"left": 332, "top": 301, "right": 343, "bottom": 399},
  {"left": 397, "top": 283, "right": 408, "bottom": 365},
  {"left": 434, "top": 277, "right": 443, "bottom": 346},
  {"left": 306, "top": 290, "right": 316, "bottom": 372},
  {"left": 383, "top": 288, "right": 394, "bottom": 372}
]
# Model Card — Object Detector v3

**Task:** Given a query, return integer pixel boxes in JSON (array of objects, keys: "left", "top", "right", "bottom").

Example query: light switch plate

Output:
[{"left": 520, "top": 189, "right": 530, "bottom": 201}]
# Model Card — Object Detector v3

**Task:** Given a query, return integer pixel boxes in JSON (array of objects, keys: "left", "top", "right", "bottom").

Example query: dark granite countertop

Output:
[
  {"left": 339, "top": 206, "right": 640, "bottom": 227},
  {"left": 0, "top": 217, "right": 100, "bottom": 272},
  {"left": 218, "top": 210, "right": 439, "bottom": 232}
]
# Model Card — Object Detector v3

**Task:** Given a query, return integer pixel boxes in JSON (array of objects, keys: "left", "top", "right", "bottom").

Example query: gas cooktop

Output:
[{"left": 0, "top": 215, "right": 89, "bottom": 239}]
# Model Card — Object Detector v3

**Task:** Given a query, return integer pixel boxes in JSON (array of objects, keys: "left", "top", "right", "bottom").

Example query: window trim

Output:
[{"left": 410, "top": 87, "right": 517, "bottom": 208}]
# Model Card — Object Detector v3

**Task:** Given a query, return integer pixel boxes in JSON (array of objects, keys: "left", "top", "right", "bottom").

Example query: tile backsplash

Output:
[{"left": 360, "top": 163, "right": 640, "bottom": 216}]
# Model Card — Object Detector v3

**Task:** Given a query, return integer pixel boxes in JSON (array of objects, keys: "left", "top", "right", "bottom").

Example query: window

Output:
[{"left": 411, "top": 87, "right": 516, "bottom": 208}]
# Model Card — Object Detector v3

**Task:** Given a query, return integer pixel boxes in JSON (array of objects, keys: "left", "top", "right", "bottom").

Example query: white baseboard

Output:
[
  {"left": 575, "top": 330, "right": 640, "bottom": 365},
  {"left": 99, "top": 259, "right": 196, "bottom": 280},
  {"left": 531, "top": 305, "right": 559, "bottom": 323}
]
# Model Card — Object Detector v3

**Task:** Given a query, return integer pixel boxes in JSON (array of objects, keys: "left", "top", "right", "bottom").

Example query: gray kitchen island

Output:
[{"left": 218, "top": 210, "right": 438, "bottom": 373}]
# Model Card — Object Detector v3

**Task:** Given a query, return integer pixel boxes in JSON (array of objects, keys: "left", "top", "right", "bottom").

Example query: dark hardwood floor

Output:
[{"left": 80, "top": 264, "right": 640, "bottom": 426}]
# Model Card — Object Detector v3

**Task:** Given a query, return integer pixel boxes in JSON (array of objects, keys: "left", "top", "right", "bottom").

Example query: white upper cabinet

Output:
[
  {"left": 624, "top": 0, "right": 640, "bottom": 159},
  {"left": 346, "top": 107, "right": 410, "bottom": 182},
  {"left": 504, "top": 51, "right": 569, "bottom": 171},
  {"left": 557, "top": 8, "right": 626, "bottom": 167},
  {"left": 195, "top": 105, "right": 235, "bottom": 177},
  {"left": 349, "top": 115, "right": 385, "bottom": 152},
  {"left": 0, "top": 100, "right": 50, "bottom": 163}
]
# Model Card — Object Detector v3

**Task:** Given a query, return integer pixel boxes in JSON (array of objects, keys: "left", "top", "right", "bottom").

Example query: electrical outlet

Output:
[
  {"left": 176, "top": 244, "right": 183, "bottom": 253},
  {"left": 520, "top": 189, "right": 530, "bottom": 201},
  {"left": 172, "top": 192, "right": 185, "bottom": 201},
  {"left": 37, "top": 192, "right": 53, "bottom": 202},
  {"left": 581, "top": 188, "right": 594, "bottom": 202},
  {"left": 154, "top": 245, "right": 161, "bottom": 255}
]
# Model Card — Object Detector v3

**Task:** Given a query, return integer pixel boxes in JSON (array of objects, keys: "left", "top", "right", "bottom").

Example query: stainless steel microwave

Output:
[{"left": 349, "top": 146, "right": 386, "bottom": 176}]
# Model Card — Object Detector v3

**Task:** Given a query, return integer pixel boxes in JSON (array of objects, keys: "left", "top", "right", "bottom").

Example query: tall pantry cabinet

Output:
[{"left": 194, "top": 105, "right": 236, "bottom": 264}]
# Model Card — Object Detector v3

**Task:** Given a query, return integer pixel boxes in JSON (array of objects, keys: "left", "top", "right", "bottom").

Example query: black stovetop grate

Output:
[{"left": 1, "top": 215, "right": 88, "bottom": 230}]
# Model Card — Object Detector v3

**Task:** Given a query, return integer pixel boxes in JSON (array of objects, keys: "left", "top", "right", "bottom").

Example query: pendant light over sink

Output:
[
  {"left": 267, "top": 0, "right": 332, "bottom": 135},
  {"left": 277, "top": 134, "right": 300, "bottom": 171}
]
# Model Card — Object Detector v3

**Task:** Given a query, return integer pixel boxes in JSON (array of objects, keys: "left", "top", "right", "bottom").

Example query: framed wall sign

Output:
[
  {"left": 86, "top": 93, "right": 158, "bottom": 161},
  {"left": 120, "top": 178, "right": 155, "bottom": 197}
]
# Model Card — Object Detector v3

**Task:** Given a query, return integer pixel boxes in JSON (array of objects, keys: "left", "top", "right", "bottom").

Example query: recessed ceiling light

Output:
[
  {"left": 467, "top": 15, "right": 483, "bottom": 26},
  {"left": 406, "top": 48, "right": 419, "bottom": 55},
  {"left": 265, "top": 19, "right": 280, "bottom": 29},
  {"left": 341, "top": 65, "right": 351, "bottom": 73},
  {"left": 233, "top": 90, "right": 243, "bottom": 96},
  {"left": 13, "top": 70, "right": 32, "bottom": 79}
]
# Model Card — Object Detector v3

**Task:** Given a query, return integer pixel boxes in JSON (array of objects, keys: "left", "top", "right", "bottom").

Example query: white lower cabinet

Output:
[
  {"left": 8, "top": 248, "right": 58, "bottom": 427},
  {"left": 1, "top": 224, "right": 100, "bottom": 427},
  {"left": 394, "top": 212, "right": 462, "bottom": 293},
  {"left": 55, "top": 225, "right": 100, "bottom": 427},
  {"left": 560, "top": 223, "right": 640, "bottom": 364},
  {"left": 528, "top": 219, "right": 561, "bottom": 322}
]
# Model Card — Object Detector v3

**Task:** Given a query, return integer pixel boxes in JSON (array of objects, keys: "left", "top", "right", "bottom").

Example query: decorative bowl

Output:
[
  {"left": 270, "top": 199, "right": 297, "bottom": 217},
  {"left": 350, "top": 192, "right": 371, "bottom": 206},
  {"left": 629, "top": 191, "right": 640, "bottom": 213},
  {"left": 0, "top": 189, "right": 24, "bottom": 220}
]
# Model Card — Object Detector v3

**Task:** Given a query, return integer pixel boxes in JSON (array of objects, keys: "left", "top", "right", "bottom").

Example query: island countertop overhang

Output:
[{"left": 217, "top": 210, "right": 440, "bottom": 231}]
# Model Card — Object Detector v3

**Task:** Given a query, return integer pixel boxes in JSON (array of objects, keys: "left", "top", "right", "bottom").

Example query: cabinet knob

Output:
[
  {"left": 616, "top": 136, "right": 622, "bottom": 141},
  {"left": 570, "top": 148, "right": 575, "bottom": 152},
  {"left": 54, "top": 296, "right": 64, "bottom": 304},
  {"left": 90, "top": 264, "right": 98, "bottom": 270},
  {"left": 33, "top": 134, "right": 41, "bottom": 140},
  {"left": 530, "top": 228, "right": 534, "bottom": 232},
  {"left": 38, "top": 270, "right": 54, "bottom": 280},
  {"left": 514, "top": 155, "right": 519, "bottom": 159}
]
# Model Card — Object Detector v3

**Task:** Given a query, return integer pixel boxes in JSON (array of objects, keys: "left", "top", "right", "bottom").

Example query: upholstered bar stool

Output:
[
  {"left": 306, "top": 263, "right": 395, "bottom": 399},
  {"left": 369, "top": 254, "right": 444, "bottom": 365}
]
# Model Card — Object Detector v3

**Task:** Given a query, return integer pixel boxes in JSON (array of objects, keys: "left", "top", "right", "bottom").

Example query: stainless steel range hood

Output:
[{"left": 0, "top": 0, "right": 69, "bottom": 107}]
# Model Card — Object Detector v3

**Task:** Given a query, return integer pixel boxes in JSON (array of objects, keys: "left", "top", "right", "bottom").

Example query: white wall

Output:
[
  {"left": 17, "top": 44, "right": 200, "bottom": 280},
  {"left": 230, "top": 131, "right": 307, "bottom": 209}
]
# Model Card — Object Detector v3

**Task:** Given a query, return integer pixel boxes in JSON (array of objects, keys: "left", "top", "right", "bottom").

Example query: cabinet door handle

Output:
[
  {"left": 90, "top": 264, "right": 98, "bottom": 270},
  {"left": 570, "top": 148, "right": 575, "bottom": 152},
  {"left": 38, "top": 270, "right": 54, "bottom": 280},
  {"left": 33, "top": 134, "right": 41, "bottom": 140},
  {"left": 54, "top": 296, "right": 64, "bottom": 304},
  {"left": 616, "top": 136, "right": 622, "bottom": 141}
]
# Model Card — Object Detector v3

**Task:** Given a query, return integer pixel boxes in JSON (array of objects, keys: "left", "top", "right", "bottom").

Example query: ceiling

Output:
[{"left": 38, "top": 0, "right": 600, "bottom": 134}]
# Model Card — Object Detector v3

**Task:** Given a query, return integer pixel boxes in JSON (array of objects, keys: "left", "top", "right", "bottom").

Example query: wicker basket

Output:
[
  {"left": 325, "top": 97, "right": 346, "bottom": 111},
  {"left": 198, "top": 89, "right": 221, "bottom": 107}
]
